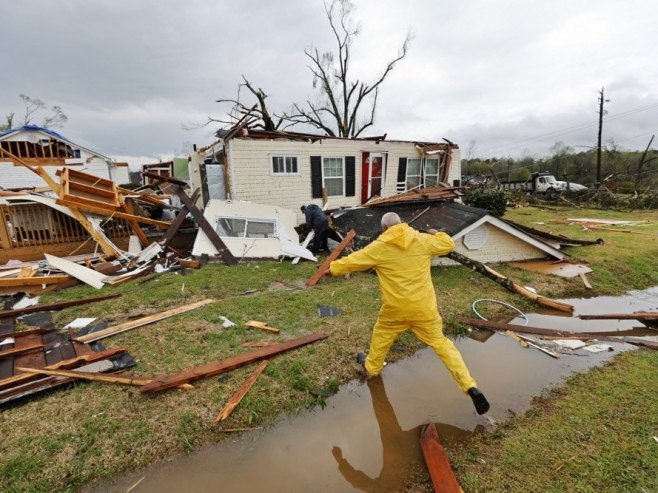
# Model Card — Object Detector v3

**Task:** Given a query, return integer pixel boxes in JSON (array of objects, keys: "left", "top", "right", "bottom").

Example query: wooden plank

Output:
[
  {"left": 459, "top": 317, "right": 601, "bottom": 339},
  {"left": 55, "top": 199, "right": 172, "bottom": 228},
  {"left": 74, "top": 299, "right": 215, "bottom": 343},
  {"left": 15, "top": 367, "right": 194, "bottom": 390},
  {"left": 0, "top": 346, "right": 127, "bottom": 391},
  {"left": 214, "top": 360, "right": 268, "bottom": 424},
  {"left": 578, "top": 311, "right": 658, "bottom": 321},
  {"left": 161, "top": 188, "right": 201, "bottom": 247},
  {"left": 0, "top": 344, "right": 45, "bottom": 359},
  {"left": 419, "top": 423, "right": 462, "bottom": 493},
  {"left": 140, "top": 331, "right": 328, "bottom": 394},
  {"left": 0, "top": 275, "right": 71, "bottom": 287},
  {"left": 579, "top": 272, "right": 593, "bottom": 289},
  {"left": 175, "top": 187, "right": 237, "bottom": 266},
  {"left": 246, "top": 320, "right": 280, "bottom": 334},
  {"left": 0, "top": 293, "right": 121, "bottom": 319},
  {"left": 305, "top": 229, "right": 356, "bottom": 287},
  {"left": 517, "top": 334, "right": 560, "bottom": 359}
]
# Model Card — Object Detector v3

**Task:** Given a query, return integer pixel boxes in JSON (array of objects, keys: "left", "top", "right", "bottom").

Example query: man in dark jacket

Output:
[{"left": 301, "top": 204, "right": 329, "bottom": 253}]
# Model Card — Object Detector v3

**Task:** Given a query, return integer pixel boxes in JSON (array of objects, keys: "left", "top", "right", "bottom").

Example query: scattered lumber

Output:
[
  {"left": 16, "top": 367, "right": 194, "bottom": 390},
  {"left": 140, "top": 331, "right": 328, "bottom": 394},
  {"left": 0, "top": 275, "right": 72, "bottom": 288},
  {"left": 448, "top": 251, "right": 574, "bottom": 313},
  {"left": 579, "top": 272, "right": 593, "bottom": 289},
  {"left": 306, "top": 229, "right": 356, "bottom": 287},
  {"left": 460, "top": 317, "right": 658, "bottom": 349},
  {"left": 246, "top": 320, "right": 280, "bottom": 334},
  {"left": 460, "top": 317, "right": 597, "bottom": 339},
  {"left": 419, "top": 423, "right": 462, "bottom": 493},
  {"left": 0, "top": 344, "right": 45, "bottom": 359},
  {"left": 214, "top": 360, "right": 268, "bottom": 424},
  {"left": 517, "top": 334, "right": 560, "bottom": 359},
  {"left": 242, "top": 341, "right": 278, "bottom": 348},
  {"left": 143, "top": 174, "right": 237, "bottom": 266},
  {"left": 0, "top": 293, "right": 121, "bottom": 319},
  {"left": 578, "top": 312, "right": 658, "bottom": 322},
  {"left": 74, "top": 299, "right": 215, "bottom": 343},
  {"left": 0, "top": 346, "right": 128, "bottom": 391},
  {"left": 505, "top": 330, "right": 529, "bottom": 348}
]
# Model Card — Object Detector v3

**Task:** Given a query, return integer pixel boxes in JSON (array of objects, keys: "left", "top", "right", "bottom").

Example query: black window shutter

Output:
[
  {"left": 310, "top": 156, "right": 323, "bottom": 198},
  {"left": 345, "top": 156, "right": 355, "bottom": 197},
  {"left": 397, "top": 158, "right": 407, "bottom": 183}
]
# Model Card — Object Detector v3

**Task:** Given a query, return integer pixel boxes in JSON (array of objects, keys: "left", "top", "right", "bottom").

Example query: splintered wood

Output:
[
  {"left": 16, "top": 367, "right": 194, "bottom": 390},
  {"left": 74, "top": 299, "right": 215, "bottom": 343},
  {"left": 140, "top": 332, "right": 328, "bottom": 393},
  {"left": 305, "top": 229, "right": 356, "bottom": 287},
  {"left": 419, "top": 423, "right": 462, "bottom": 493},
  {"left": 246, "top": 320, "right": 280, "bottom": 334},
  {"left": 214, "top": 360, "right": 268, "bottom": 424}
]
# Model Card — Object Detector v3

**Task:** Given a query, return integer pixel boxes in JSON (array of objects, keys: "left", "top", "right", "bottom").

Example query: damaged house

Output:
[
  {"left": 188, "top": 128, "right": 461, "bottom": 219},
  {"left": 0, "top": 125, "right": 130, "bottom": 190}
]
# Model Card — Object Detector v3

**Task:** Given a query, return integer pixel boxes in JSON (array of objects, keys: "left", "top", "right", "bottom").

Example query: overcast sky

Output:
[{"left": 3, "top": 0, "right": 658, "bottom": 166}]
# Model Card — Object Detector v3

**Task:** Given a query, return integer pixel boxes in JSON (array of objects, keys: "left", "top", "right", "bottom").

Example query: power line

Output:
[{"left": 476, "top": 100, "right": 658, "bottom": 156}]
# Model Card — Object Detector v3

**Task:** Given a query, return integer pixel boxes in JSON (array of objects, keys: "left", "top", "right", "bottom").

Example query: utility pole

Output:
[{"left": 596, "top": 87, "right": 607, "bottom": 184}]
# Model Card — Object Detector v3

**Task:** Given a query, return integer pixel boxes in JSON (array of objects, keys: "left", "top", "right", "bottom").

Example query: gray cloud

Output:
[{"left": 2, "top": 0, "right": 657, "bottom": 163}]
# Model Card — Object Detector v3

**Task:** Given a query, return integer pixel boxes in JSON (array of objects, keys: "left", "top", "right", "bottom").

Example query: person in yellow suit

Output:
[{"left": 329, "top": 212, "right": 490, "bottom": 414}]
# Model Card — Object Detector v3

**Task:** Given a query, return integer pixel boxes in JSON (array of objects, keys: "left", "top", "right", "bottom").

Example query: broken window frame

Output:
[
  {"left": 322, "top": 157, "right": 345, "bottom": 197},
  {"left": 215, "top": 216, "right": 277, "bottom": 239},
  {"left": 270, "top": 155, "right": 299, "bottom": 176}
]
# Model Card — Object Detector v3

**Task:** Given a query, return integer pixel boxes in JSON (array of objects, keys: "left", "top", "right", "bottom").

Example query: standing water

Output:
[{"left": 93, "top": 287, "right": 658, "bottom": 492}]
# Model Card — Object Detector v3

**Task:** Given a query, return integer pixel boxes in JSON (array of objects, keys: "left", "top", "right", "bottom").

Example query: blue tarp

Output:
[{"left": 0, "top": 124, "right": 68, "bottom": 141}]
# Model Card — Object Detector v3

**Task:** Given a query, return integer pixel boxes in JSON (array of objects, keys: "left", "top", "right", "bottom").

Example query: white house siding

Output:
[
  {"left": 227, "top": 138, "right": 460, "bottom": 223},
  {"left": 434, "top": 223, "right": 548, "bottom": 266}
]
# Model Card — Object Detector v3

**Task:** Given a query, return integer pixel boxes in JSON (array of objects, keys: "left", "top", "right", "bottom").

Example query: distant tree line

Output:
[{"left": 462, "top": 140, "right": 658, "bottom": 193}]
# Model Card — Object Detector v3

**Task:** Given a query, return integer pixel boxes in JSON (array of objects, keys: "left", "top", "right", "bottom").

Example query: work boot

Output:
[{"left": 467, "top": 387, "right": 490, "bottom": 415}]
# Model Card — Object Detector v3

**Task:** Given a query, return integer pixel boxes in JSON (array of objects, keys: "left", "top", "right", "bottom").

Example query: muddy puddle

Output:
[{"left": 94, "top": 287, "right": 658, "bottom": 493}]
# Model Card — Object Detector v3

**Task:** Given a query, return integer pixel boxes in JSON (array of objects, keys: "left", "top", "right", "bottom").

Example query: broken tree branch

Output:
[{"left": 447, "top": 251, "right": 574, "bottom": 313}]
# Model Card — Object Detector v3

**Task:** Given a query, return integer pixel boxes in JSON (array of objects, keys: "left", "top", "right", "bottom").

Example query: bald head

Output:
[{"left": 381, "top": 212, "right": 402, "bottom": 231}]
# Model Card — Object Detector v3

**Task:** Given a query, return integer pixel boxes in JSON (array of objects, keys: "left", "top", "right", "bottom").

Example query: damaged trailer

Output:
[{"left": 191, "top": 199, "right": 317, "bottom": 262}]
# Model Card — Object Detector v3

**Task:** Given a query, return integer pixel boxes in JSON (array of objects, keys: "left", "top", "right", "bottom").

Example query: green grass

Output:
[
  {"left": 452, "top": 349, "right": 658, "bottom": 492},
  {"left": 1, "top": 206, "right": 658, "bottom": 492}
]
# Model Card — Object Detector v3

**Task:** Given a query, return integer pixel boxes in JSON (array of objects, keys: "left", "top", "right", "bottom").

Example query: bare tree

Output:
[
  {"left": 212, "top": 76, "right": 285, "bottom": 131},
  {"left": 1, "top": 94, "right": 68, "bottom": 131},
  {"left": 287, "top": 0, "right": 411, "bottom": 137}
]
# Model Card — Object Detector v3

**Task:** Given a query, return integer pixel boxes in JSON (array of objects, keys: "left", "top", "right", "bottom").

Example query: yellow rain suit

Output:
[{"left": 330, "top": 222, "right": 477, "bottom": 392}]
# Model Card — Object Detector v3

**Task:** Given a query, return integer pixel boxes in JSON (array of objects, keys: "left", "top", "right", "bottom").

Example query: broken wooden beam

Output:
[
  {"left": 140, "top": 331, "right": 328, "bottom": 394},
  {"left": 578, "top": 312, "right": 658, "bottom": 321},
  {"left": 15, "top": 367, "right": 194, "bottom": 390},
  {"left": 447, "top": 251, "right": 574, "bottom": 313},
  {"left": 459, "top": 317, "right": 600, "bottom": 339},
  {"left": 74, "top": 299, "right": 215, "bottom": 343},
  {"left": 0, "top": 344, "right": 45, "bottom": 359},
  {"left": 419, "top": 423, "right": 462, "bottom": 493},
  {"left": 0, "top": 346, "right": 128, "bottom": 391},
  {"left": 305, "top": 229, "right": 356, "bottom": 287},
  {"left": 0, "top": 293, "right": 121, "bottom": 320},
  {"left": 161, "top": 188, "right": 201, "bottom": 248},
  {"left": 214, "top": 360, "right": 268, "bottom": 424},
  {"left": 246, "top": 320, "right": 280, "bottom": 334}
]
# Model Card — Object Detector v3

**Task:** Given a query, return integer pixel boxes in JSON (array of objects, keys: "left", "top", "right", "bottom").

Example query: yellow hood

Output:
[{"left": 330, "top": 223, "right": 455, "bottom": 321}]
